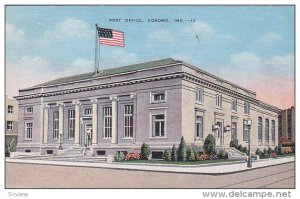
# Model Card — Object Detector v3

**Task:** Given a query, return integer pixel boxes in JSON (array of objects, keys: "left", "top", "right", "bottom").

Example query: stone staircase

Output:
[
  {"left": 224, "top": 147, "right": 247, "bottom": 160},
  {"left": 57, "top": 147, "right": 85, "bottom": 156}
]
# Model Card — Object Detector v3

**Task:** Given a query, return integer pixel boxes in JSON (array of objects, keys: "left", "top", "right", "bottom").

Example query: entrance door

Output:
[
  {"left": 85, "top": 124, "right": 92, "bottom": 147},
  {"left": 215, "top": 122, "right": 223, "bottom": 146}
]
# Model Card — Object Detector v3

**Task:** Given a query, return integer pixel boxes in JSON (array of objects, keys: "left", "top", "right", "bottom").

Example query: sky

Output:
[{"left": 5, "top": 5, "right": 294, "bottom": 109}]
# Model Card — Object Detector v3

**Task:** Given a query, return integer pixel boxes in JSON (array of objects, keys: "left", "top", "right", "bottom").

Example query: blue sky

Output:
[{"left": 6, "top": 5, "right": 294, "bottom": 108}]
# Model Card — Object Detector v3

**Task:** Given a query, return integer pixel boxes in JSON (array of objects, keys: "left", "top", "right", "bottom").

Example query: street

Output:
[{"left": 5, "top": 162, "right": 294, "bottom": 188}]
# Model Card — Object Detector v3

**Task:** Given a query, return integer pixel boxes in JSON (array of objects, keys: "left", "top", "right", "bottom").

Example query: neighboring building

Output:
[
  {"left": 278, "top": 106, "right": 295, "bottom": 144},
  {"left": 5, "top": 95, "right": 18, "bottom": 143},
  {"left": 14, "top": 58, "right": 280, "bottom": 156}
]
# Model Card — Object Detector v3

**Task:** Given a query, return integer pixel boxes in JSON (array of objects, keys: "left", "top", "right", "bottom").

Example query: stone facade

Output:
[
  {"left": 15, "top": 58, "right": 280, "bottom": 155},
  {"left": 6, "top": 95, "right": 18, "bottom": 141}
]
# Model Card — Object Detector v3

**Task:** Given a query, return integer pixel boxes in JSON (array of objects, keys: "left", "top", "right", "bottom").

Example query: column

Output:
[
  {"left": 91, "top": 99, "right": 98, "bottom": 145},
  {"left": 73, "top": 100, "right": 81, "bottom": 146},
  {"left": 43, "top": 104, "right": 50, "bottom": 144},
  {"left": 110, "top": 96, "right": 119, "bottom": 144},
  {"left": 57, "top": 102, "right": 64, "bottom": 144}
]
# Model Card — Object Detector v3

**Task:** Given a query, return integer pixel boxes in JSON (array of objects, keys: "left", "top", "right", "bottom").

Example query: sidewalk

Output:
[{"left": 6, "top": 156, "right": 294, "bottom": 175}]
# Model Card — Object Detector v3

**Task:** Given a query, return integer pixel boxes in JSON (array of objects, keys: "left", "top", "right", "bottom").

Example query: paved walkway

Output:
[{"left": 6, "top": 156, "right": 294, "bottom": 174}]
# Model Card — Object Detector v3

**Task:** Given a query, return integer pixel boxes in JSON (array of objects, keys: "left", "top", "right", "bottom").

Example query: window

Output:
[
  {"left": 7, "top": 121, "right": 13, "bottom": 130},
  {"left": 152, "top": 114, "right": 165, "bottom": 137},
  {"left": 104, "top": 107, "right": 112, "bottom": 138},
  {"left": 25, "top": 107, "right": 33, "bottom": 114},
  {"left": 231, "top": 122, "right": 237, "bottom": 138},
  {"left": 258, "top": 117, "right": 263, "bottom": 143},
  {"left": 244, "top": 102, "right": 250, "bottom": 115},
  {"left": 231, "top": 99, "right": 237, "bottom": 112},
  {"left": 53, "top": 111, "right": 59, "bottom": 139},
  {"left": 216, "top": 94, "right": 222, "bottom": 108},
  {"left": 271, "top": 120, "right": 275, "bottom": 145},
  {"left": 8, "top": 105, "right": 13, "bottom": 114},
  {"left": 68, "top": 110, "right": 75, "bottom": 139},
  {"left": 84, "top": 108, "right": 92, "bottom": 116},
  {"left": 25, "top": 122, "right": 33, "bottom": 140},
  {"left": 151, "top": 92, "right": 166, "bottom": 103},
  {"left": 265, "top": 119, "right": 269, "bottom": 143},
  {"left": 195, "top": 116, "right": 203, "bottom": 138},
  {"left": 124, "top": 105, "right": 133, "bottom": 138},
  {"left": 243, "top": 123, "right": 249, "bottom": 142},
  {"left": 196, "top": 88, "right": 204, "bottom": 103}
]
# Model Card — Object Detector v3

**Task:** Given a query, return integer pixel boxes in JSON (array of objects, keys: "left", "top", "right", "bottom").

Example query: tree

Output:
[
  {"left": 171, "top": 144, "right": 177, "bottom": 162},
  {"left": 177, "top": 136, "right": 187, "bottom": 161},
  {"left": 163, "top": 149, "right": 171, "bottom": 161},
  {"left": 204, "top": 134, "right": 216, "bottom": 155},
  {"left": 8, "top": 138, "right": 17, "bottom": 154},
  {"left": 140, "top": 143, "right": 151, "bottom": 160},
  {"left": 187, "top": 147, "right": 196, "bottom": 161}
]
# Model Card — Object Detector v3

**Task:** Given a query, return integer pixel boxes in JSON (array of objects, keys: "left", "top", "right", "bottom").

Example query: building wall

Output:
[
  {"left": 16, "top": 62, "right": 279, "bottom": 154},
  {"left": 6, "top": 95, "right": 18, "bottom": 136}
]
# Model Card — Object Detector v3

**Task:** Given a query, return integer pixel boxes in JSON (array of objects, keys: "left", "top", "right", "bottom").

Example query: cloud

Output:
[
  {"left": 101, "top": 49, "right": 139, "bottom": 68},
  {"left": 43, "top": 18, "right": 93, "bottom": 39},
  {"left": 146, "top": 30, "right": 175, "bottom": 48},
  {"left": 6, "top": 23, "right": 25, "bottom": 43},
  {"left": 255, "top": 32, "right": 282, "bottom": 44},
  {"left": 184, "top": 21, "right": 215, "bottom": 38},
  {"left": 216, "top": 52, "right": 294, "bottom": 109}
]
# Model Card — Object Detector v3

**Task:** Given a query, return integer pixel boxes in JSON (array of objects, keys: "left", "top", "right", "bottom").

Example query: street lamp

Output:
[
  {"left": 244, "top": 118, "right": 252, "bottom": 168},
  {"left": 224, "top": 125, "right": 231, "bottom": 132},
  {"left": 59, "top": 132, "right": 63, "bottom": 150}
]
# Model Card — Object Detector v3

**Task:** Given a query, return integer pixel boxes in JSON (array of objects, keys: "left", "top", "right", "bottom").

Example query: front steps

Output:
[{"left": 224, "top": 147, "right": 247, "bottom": 160}]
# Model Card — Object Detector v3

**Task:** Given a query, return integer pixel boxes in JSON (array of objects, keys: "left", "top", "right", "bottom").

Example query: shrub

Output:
[
  {"left": 163, "top": 149, "right": 172, "bottom": 161},
  {"left": 242, "top": 147, "right": 248, "bottom": 154},
  {"left": 178, "top": 136, "right": 187, "bottom": 161},
  {"left": 187, "top": 147, "right": 196, "bottom": 161},
  {"left": 262, "top": 148, "right": 269, "bottom": 159},
  {"left": 171, "top": 144, "right": 177, "bottom": 162},
  {"left": 237, "top": 144, "right": 243, "bottom": 152},
  {"left": 198, "top": 154, "right": 209, "bottom": 161},
  {"left": 209, "top": 154, "right": 219, "bottom": 160},
  {"left": 203, "top": 134, "right": 216, "bottom": 155},
  {"left": 8, "top": 138, "right": 17, "bottom": 153},
  {"left": 140, "top": 143, "right": 151, "bottom": 160},
  {"left": 217, "top": 149, "right": 227, "bottom": 159},
  {"left": 230, "top": 137, "right": 239, "bottom": 149},
  {"left": 124, "top": 153, "right": 140, "bottom": 161},
  {"left": 255, "top": 148, "right": 262, "bottom": 158},
  {"left": 284, "top": 147, "right": 293, "bottom": 154},
  {"left": 190, "top": 144, "right": 201, "bottom": 155},
  {"left": 267, "top": 146, "right": 273, "bottom": 155},
  {"left": 278, "top": 144, "right": 284, "bottom": 155},
  {"left": 274, "top": 146, "right": 279, "bottom": 155},
  {"left": 270, "top": 152, "right": 277, "bottom": 158},
  {"left": 114, "top": 151, "right": 125, "bottom": 162}
]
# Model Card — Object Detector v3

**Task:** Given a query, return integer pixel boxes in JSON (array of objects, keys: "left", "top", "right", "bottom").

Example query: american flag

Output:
[{"left": 98, "top": 27, "right": 124, "bottom": 47}]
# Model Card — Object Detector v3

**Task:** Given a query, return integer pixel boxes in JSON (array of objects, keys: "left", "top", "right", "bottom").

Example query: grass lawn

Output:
[
  {"left": 277, "top": 153, "right": 295, "bottom": 158},
  {"left": 120, "top": 159, "right": 241, "bottom": 165}
]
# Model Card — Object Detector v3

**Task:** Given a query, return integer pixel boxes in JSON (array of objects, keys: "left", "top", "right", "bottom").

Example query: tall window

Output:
[
  {"left": 258, "top": 117, "right": 263, "bottom": 143},
  {"left": 243, "top": 123, "right": 249, "bottom": 142},
  {"left": 231, "top": 99, "right": 237, "bottom": 112},
  {"left": 216, "top": 94, "right": 222, "bottom": 108},
  {"left": 7, "top": 121, "right": 13, "bottom": 130},
  {"left": 271, "top": 120, "right": 275, "bottom": 145},
  {"left": 8, "top": 105, "right": 13, "bottom": 114},
  {"left": 84, "top": 108, "right": 92, "bottom": 116},
  {"left": 231, "top": 122, "right": 237, "bottom": 138},
  {"left": 68, "top": 110, "right": 75, "bottom": 139},
  {"left": 124, "top": 105, "right": 133, "bottom": 138},
  {"left": 196, "top": 88, "right": 204, "bottom": 103},
  {"left": 25, "top": 122, "right": 33, "bottom": 140},
  {"left": 196, "top": 116, "right": 203, "bottom": 138},
  {"left": 53, "top": 111, "right": 59, "bottom": 139},
  {"left": 104, "top": 107, "right": 112, "bottom": 138},
  {"left": 244, "top": 102, "right": 250, "bottom": 115},
  {"left": 265, "top": 119, "right": 269, "bottom": 143},
  {"left": 152, "top": 114, "right": 165, "bottom": 137}
]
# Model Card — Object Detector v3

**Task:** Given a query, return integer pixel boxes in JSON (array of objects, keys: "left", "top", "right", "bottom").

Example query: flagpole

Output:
[{"left": 94, "top": 23, "right": 99, "bottom": 75}]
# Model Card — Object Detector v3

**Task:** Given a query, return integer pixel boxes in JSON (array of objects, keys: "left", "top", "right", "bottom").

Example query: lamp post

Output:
[
  {"left": 244, "top": 118, "right": 252, "bottom": 168},
  {"left": 59, "top": 132, "right": 63, "bottom": 150}
]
